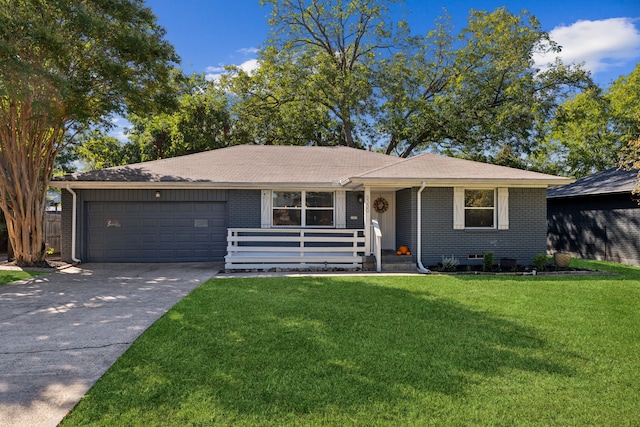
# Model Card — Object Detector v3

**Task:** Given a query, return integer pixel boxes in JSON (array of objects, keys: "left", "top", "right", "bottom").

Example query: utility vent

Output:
[{"left": 468, "top": 254, "right": 485, "bottom": 259}]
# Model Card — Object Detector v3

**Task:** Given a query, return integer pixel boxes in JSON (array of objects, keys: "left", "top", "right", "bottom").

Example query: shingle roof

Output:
[
  {"left": 57, "top": 145, "right": 398, "bottom": 185},
  {"left": 354, "top": 153, "right": 566, "bottom": 183},
  {"left": 547, "top": 167, "right": 639, "bottom": 198},
  {"left": 53, "top": 144, "right": 571, "bottom": 188}
]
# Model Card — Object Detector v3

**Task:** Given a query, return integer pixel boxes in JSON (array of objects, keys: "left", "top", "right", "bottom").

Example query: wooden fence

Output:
[{"left": 46, "top": 213, "right": 61, "bottom": 254}]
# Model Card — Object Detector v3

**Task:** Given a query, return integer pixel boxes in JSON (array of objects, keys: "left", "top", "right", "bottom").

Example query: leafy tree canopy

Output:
[
  {"left": 544, "top": 62, "right": 640, "bottom": 177},
  {"left": 0, "top": 0, "right": 179, "bottom": 264},
  {"left": 225, "top": 1, "right": 592, "bottom": 164},
  {"left": 128, "top": 72, "right": 232, "bottom": 161}
]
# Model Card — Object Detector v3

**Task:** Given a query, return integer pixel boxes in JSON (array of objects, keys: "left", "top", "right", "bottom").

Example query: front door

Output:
[{"left": 371, "top": 192, "right": 396, "bottom": 250}]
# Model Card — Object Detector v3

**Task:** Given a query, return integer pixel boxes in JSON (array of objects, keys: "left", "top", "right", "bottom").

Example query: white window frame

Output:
[
  {"left": 270, "top": 190, "right": 336, "bottom": 228},
  {"left": 454, "top": 187, "right": 509, "bottom": 230}
]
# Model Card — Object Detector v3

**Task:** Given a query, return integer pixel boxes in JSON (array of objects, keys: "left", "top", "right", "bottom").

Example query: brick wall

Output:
[
  {"left": 346, "top": 191, "right": 365, "bottom": 229},
  {"left": 228, "top": 190, "right": 261, "bottom": 228},
  {"left": 421, "top": 187, "right": 547, "bottom": 267},
  {"left": 396, "top": 188, "right": 417, "bottom": 259}
]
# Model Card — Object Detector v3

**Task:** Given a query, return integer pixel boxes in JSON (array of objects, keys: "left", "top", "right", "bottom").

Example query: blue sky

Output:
[{"left": 144, "top": 0, "right": 640, "bottom": 88}]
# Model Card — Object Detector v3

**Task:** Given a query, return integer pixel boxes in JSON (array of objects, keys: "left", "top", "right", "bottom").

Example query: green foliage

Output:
[
  {"left": 0, "top": 0, "right": 179, "bottom": 263},
  {"left": 533, "top": 253, "right": 548, "bottom": 271},
  {"left": 128, "top": 73, "right": 234, "bottom": 161},
  {"left": 615, "top": 65, "right": 640, "bottom": 199},
  {"left": 71, "top": 130, "right": 141, "bottom": 170},
  {"left": 0, "top": 0, "right": 180, "bottom": 127},
  {"left": 544, "top": 63, "right": 640, "bottom": 177},
  {"left": 441, "top": 255, "right": 460, "bottom": 272},
  {"left": 0, "top": 270, "right": 42, "bottom": 286},
  {"left": 226, "top": 2, "right": 592, "bottom": 163},
  {"left": 225, "top": 0, "right": 405, "bottom": 149},
  {"left": 543, "top": 87, "right": 621, "bottom": 177},
  {"left": 61, "top": 267, "right": 640, "bottom": 425},
  {"left": 483, "top": 251, "right": 494, "bottom": 272},
  {"left": 382, "top": 7, "right": 591, "bottom": 160}
]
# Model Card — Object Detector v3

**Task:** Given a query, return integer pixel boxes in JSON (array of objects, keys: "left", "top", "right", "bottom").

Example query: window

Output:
[
  {"left": 272, "top": 191, "right": 334, "bottom": 227},
  {"left": 453, "top": 188, "right": 509, "bottom": 230},
  {"left": 464, "top": 189, "right": 495, "bottom": 228}
]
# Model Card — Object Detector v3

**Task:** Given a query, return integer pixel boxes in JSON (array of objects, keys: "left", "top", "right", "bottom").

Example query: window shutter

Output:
[
  {"left": 453, "top": 187, "right": 464, "bottom": 229},
  {"left": 261, "top": 190, "right": 271, "bottom": 228},
  {"left": 335, "top": 190, "right": 346, "bottom": 228},
  {"left": 498, "top": 187, "right": 509, "bottom": 230}
]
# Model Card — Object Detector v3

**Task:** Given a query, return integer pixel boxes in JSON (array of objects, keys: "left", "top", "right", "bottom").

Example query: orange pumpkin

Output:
[{"left": 397, "top": 245, "right": 410, "bottom": 255}]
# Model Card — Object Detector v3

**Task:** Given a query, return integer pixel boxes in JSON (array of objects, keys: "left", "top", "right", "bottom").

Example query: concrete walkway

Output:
[{"left": 0, "top": 263, "right": 220, "bottom": 427}]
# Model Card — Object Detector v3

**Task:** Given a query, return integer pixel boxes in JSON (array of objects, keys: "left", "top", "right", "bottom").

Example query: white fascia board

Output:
[
  {"left": 50, "top": 180, "right": 348, "bottom": 191},
  {"left": 350, "top": 177, "right": 575, "bottom": 188}
]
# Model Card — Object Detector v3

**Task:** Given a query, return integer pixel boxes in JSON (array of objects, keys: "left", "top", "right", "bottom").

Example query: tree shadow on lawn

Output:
[{"left": 95, "top": 277, "right": 575, "bottom": 421}]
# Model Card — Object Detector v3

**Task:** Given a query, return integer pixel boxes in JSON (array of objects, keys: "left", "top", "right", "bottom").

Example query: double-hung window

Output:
[
  {"left": 453, "top": 187, "right": 509, "bottom": 230},
  {"left": 464, "top": 189, "right": 496, "bottom": 228},
  {"left": 272, "top": 191, "right": 334, "bottom": 227}
]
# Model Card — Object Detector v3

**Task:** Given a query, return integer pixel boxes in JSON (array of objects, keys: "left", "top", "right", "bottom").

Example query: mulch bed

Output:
[
  {"left": 427, "top": 263, "right": 611, "bottom": 276},
  {"left": 0, "top": 255, "right": 71, "bottom": 271}
]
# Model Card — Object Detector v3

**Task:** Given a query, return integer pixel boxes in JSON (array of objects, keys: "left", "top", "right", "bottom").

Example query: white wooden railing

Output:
[
  {"left": 225, "top": 228, "right": 366, "bottom": 270},
  {"left": 371, "top": 219, "right": 382, "bottom": 272}
]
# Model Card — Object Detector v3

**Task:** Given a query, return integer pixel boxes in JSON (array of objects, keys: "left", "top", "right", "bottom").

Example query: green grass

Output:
[
  {"left": 0, "top": 269, "right": 42, "bottom": 285},
  {"left": 62, "top": 261, "right": 640, "bottom": 426}
]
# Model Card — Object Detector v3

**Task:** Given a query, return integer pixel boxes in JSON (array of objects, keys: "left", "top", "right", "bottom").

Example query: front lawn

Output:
[
  {"left": 0, "top": 269, "right": 42, "bottom": 286},
  {"left": 62, "top": 260, "right": 640, "bottom": 426}
]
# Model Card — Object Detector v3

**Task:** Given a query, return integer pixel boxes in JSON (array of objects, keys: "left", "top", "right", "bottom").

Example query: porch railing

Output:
[{"left": 225, "top": 228, "right": 366, "bottom": 270}]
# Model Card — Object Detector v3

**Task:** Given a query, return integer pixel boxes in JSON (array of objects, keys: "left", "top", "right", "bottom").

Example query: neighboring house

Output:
[
  {"left": 547, "top": 167, "right": 640, "bottom": 266},
  {"left": 51, "top": 144, "right": 570, "bottom": 270}
]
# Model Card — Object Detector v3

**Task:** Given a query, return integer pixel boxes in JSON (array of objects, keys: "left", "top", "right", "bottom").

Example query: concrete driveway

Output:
[{"left": 0, "top": 263, "right": 219, "bottom": 427}]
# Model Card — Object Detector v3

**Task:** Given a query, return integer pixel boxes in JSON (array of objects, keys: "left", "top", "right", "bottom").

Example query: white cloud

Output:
[
  {"left": 205, "top": 59, "right": 260, "bottom": 82},
  {"left": 205, "top": 65, "right": 225, "bottom": 73},
  {"left": 238, "top": 58, "right": 260, "bottom": 73},
  {"left": 534, "top": 17, "right": 640, "bottom": 74},
  {"left": 237, "top": 47, "right": 259, "bottom": 55}
]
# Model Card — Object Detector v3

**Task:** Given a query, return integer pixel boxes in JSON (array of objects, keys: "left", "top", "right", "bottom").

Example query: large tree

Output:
[
  {"left": 543, "top": 63, "right": 640, "bottom": 177},
  {"left": 226, "top": 0, "right": 405, "bottom": 149},
  {"left": 616, "top": 64, "right": 640, "bottom": 197},
  {"left": 0, "top": 0, "right": 179, "bottom": 265},
  {"left": 227, "top": 2, "right": 591, "bottom": 161},
  {"left": 127, "top": 73, "right": 232, "bottom": 161},
  {"left": 379, "top": 7, "right": 591, "bottom": 159},
  {"left": 620, "top": 129, "right": 640, "bottom": 199}
]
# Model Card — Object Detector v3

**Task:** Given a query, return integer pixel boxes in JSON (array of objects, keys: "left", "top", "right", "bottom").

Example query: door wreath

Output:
[{"left": 373, "top": 197, "right": 389, "bottom": 213}]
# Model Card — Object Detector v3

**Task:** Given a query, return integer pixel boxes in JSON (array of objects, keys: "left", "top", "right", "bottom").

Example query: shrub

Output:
[
  {"left": 483, "top": 252, "right": 494, "bottom": 272},
  {"left": 533, "top": 253, "right": 548, "bottom": 271},
  {"left": 441, "top": 255, "right": 460, "bottom": 272}
]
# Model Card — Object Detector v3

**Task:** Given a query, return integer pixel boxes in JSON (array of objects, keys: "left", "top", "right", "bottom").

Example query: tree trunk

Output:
[
  {"left": 0, "top": 78, "right": 64, "bottom": 266},
  {"left": 343, "top": 118, "right": 356, "bottom": 148}
]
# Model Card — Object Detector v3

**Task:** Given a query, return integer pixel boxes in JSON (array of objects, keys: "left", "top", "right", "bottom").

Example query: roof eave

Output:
[
  {"left": 350, "top": 177, "right": 575, "bottom": 188},
  {"left": 50, "top": 180, "right": 347, "bottom": 190}
]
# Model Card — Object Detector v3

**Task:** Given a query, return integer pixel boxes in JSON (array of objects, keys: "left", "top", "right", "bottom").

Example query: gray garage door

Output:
[{"left": 86, "top": 201, "right": 227, "bottom": 262}]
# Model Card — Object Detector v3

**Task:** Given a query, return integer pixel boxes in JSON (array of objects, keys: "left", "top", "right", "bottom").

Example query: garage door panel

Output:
[
  {"left": 177, "top": 204, "right": 195, "bottom": 212},
  {"left": 157, "top": 219, "right": 173, "bottom": 228},
  {"left": 176, "top": 219, "right": 192, "bottom": 227},
  {"left": 139, "top": 217, "right": 156, "bottom": 226},
  {"left": 87, "top": 201, "right": 227, "bottom": 262}
]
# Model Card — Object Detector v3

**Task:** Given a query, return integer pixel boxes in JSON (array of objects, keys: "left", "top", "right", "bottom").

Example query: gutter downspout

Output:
[
  {"left": 66, "top": 184, "right": 81, "bottom": 263},
  {"left": 416, "top": 182, "right": 430, "bottom": 274}
]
